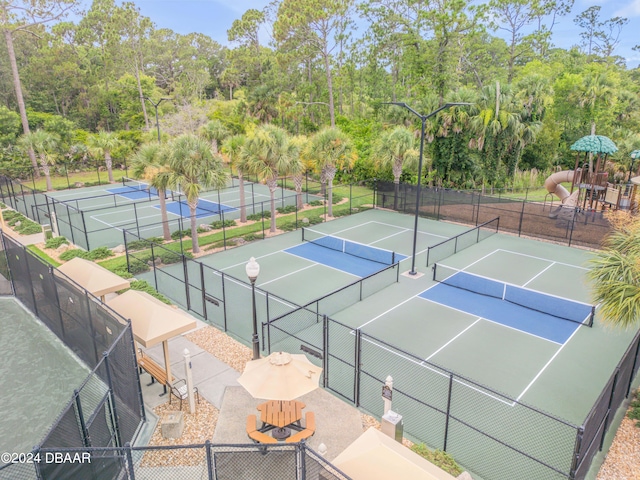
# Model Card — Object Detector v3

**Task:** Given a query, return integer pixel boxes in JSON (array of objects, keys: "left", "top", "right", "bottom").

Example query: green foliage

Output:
[
  {"left": 410, "top": 444, "right": 463, "bottom": 477},
  {"left": 2, "top": 209, "right": 42, "bottom": 235},
  {"left": 26, "top": 245, "right": 61, "bottom": 267},
  {"left": 45, "top": 236, "right": 69, "bottom": 249},
  {"left": 308, "top": 200, "right": 323, "bottom": 206},
  {"left": 247, "top": 211, "right": 271, "bottom": 220},
  {"left": 87, "top": 247, "right": 114, "bottom": 260},
  {"left": 59, "top": 249, "right": 88, "bottom": 261},
  {"left": 276, "top": 205, "right": 297, "bottom": 214},
  {"left": 171, "top": 229, "right": 191, "bottom": 240},
  {"left": 127, "top": 279, "right": 172, "bottom": 304},
  {"left": 127, "top": 237, "right": 163, "bottom": 251},
  {"left": 210, "top": 219, "right": 236, "bottom": 229}
]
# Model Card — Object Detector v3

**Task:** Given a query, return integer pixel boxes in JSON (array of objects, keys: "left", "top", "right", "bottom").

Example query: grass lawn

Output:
[{"left": 29, "top": 170, "right": 127, "bottom": 191}]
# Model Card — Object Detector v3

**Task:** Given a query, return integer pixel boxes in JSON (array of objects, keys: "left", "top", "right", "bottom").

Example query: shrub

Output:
[
  {"left": 45, "top": 236, "right": 69, "bottom": 249},
  {"left": 410, "top": 445, "right": 463, "bottom": 477},
  {"left": 157, "top": 250, "right": 182, "bottom": 265},
  {"left": 15, "top": 221, "right": 42, "bottom": 235},
  {"left": 45, "top": 230, "right": 53, "bottom": 240},
  {"left": 127, "top": 237, "right": 162, "bottom": 251},
  {"left": 128, "top": 280, "right": 171, "bottom": 304},
  {"left": 171, "top": 229, "right": 191, "bottom": 240},
  {"left": 59, "top": 249, "right": 89, "bottom": 261},
  {"left": 210, "top": 219, "right": 236, "bottom": 229},
  {"left": 128, "top": 258, "right": 150, "bottom": 274},
  {"left": 309, "top": 200, "right": 323, "bottom": 206},
  {"left": 243, "top": 233, "right": 260, "bottom": 242},
  {"left": 332, "top": 193, "right": 343, "bottom": 204},
  {"left": 87, "top": 247, "right": 114, "bottom": 260},
  {"left": 247, "top": 211, "right": 270, "bottom": 221},
  {"left": 276, "top": 205, "right": 297, "bottom": 214},
  {"left": 0, "top": 202, "right": 5, "bottom": 209}
]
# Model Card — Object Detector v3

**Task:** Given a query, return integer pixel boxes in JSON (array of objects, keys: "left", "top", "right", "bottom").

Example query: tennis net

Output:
[
  {"left": 432, "top": 263, "right": 595, "bottom": 326},
  {"left": 302, "top": 227, "right": 398, "bottom": 265},
  {"left": 121, "top": 177, "right": 159, "bottom": 195}
]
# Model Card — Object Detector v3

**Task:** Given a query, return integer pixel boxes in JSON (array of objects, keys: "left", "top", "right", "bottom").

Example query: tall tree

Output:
[
  {"left": 1, "top": 0, "right": 77, "bottom": 175},
  {"left": 199, "top": 119, "right": 229, "bottom": 154},
  {"left": 87, "top": 130, "right": 121, "bottom": 183},
  {"left": 373, "top": 126, "right": 417, "bottom": 209},
  {"left": 18, "top": 130, "right": 60, "bottom": 191},
  {"left": 241, "top": 125, "right": 297, "bottom": 233},
  {"left": 130, "top": 143, "right": 171, "bottom": 241},
  {"left": 274, "top": 0, "right": 354, "bottom": 127},
  {"left": 308, "top": 126, "right": 354, "bottom": 217},
  {"left": 221, "top": 134, "right": 248, "bottom": 223},
  {"left": 166, "top": 134, "right": 228, "bottom": 253}
]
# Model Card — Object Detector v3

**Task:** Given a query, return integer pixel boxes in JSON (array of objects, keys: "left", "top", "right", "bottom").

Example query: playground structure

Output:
[{"left": 545, "top": 135, "right": 639, "bottom": 218}]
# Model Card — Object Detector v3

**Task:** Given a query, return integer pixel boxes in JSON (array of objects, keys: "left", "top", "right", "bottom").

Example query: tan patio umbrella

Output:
[
  {"left": 333, "top": 428, "right": 457, "bottom": 480},
  {"left": 238, "top": 351, "right": 322, "bottom": 401},
  {"left": 56, "top": 257, "right": 130, "bottom": 302},
  {"left": 107, "top": 290, "right": 196, "bottom": 384}
]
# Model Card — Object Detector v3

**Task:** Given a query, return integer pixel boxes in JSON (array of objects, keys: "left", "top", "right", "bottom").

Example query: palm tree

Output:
[
  {"left": 166, "top": 134, "right": 228, "bottom": 254},
  {"left": 308, "top": 127, "right": 354, "bottom": 218},
  {"left": 130, "top": 143, "right": 172, "bottom": 241},
  {"left": 241, "top": 125, "right": 296, "bottom": 233},
  {"left": 199, "top": 120, "right": 229, "bottom": 154},
  {"left": 373, "top": 126, "right": 418, "bottom": 209},
  {"left": 18, "top": 130, "right": 60, "bottom": 191},
  {"left": 88, "top": 131, "right": 121, "bottom": 183},
  {"left": 290, "top": 135, "right": 310, "bottom": 210},
  {"left": 221, "top": 134, "right": 248, "bottom": 223},
  {"left": 588, "top": 212, "right": 640, "bottom": 329}
]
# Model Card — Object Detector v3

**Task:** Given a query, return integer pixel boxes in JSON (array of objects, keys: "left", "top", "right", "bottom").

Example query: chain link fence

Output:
[
  {"left": 0, "top": 231, "right": 144, "bottom": 477},
  {"left": 375, "top": 181, "right": 612, "bottom": 249},
  {"left": 0, "top": 442, "right": 351, "bottom": 480}
]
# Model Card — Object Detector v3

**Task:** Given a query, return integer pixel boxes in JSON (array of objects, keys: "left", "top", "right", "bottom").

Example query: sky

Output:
[{"left": 79, "top": 0, "right": 640, "bottom": 68}]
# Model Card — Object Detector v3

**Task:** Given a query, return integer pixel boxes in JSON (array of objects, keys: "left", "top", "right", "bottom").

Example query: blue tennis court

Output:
[
  {"left": 285, "top": 242, "right": 401, "bottom": 277},
  {"left": 420, "top": 267, "right": 595, "bottom": 344},
  {"left": 106, "top": 186, "right": 160, "bottom": 200},
  {"left": 155, "top": 199, "right": 237, "bottom": 218}
]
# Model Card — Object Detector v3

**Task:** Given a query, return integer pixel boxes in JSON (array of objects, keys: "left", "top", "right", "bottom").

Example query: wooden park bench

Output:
[
  {"left": 137, "top": 349, "right": 173, "bottom": 395},
  {"left": 246, "top": 414, "right": 278, "bottom": 444},
  {"left": 286, "top": 411, "right": 316, "bottom": 443}
]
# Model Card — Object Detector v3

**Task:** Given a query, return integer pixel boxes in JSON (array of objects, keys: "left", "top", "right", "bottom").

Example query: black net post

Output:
[
  {"left": 570, "top": 427, "right": 584, "bottom": 478},
  {"left": 322, "top": 315, "right": 329, "bottom": 388},
  {"left": 81, "top": 211, "right": 89, "bottom": 250},
  {"left": 517, "top": 200, "right": 526, "bottom": 237},
  {"left": 205, "top": 440, "right": 214, "bottom": 479},
  {"left": 125, "top": 443, "right": 136, "bottom": 480}
]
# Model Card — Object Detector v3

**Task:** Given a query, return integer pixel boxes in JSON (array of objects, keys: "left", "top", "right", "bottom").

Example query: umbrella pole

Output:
[{"left": 163, "top": 340, "right": 172, "bottom": 389}]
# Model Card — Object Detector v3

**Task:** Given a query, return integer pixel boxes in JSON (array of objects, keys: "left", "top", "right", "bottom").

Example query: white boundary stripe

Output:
[
  {"left": 515, "top": 326, "right": 581, "bottom": 402},
  {"left": 282, "top": 250, "right": 360, "bottom": 278},
  {"left": 416, "top": 296, "right": 563, "bottom": 346},
  {"left": 220, "top": 251, "right": 285, "bottom": 271},
  {"left": 223, "top": 273, "right": 298, "bottom": 309},
  {"left": 496, "top": 249, "right": 590, "bottom": 271},
  {"left": 423, "top": 318, "right": 482, "bottom": 362},
  {"left": 357, "top": 292, "right": 423, "bottom": 329},
  {"left": 523, "top": 262, "right": 556, "bottom": 287},
  {"left": 259, "top": 264, "right": 318, "bottom": 287},
  {"left": 361, "top": 335, "right": 515, "bottom": 406}
]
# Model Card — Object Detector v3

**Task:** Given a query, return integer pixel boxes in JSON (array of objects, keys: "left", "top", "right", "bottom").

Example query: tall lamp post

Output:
[
  {"left": 383, "top": 102, "right": 471, "bottom": 276},
  {"left": 142, "top": 96, "right": 172, "bottom": 143},
  {"left": 246, "top": 257, "right": 261, "bottom": 360},
  {"left": 629, "top": 150, "right": 640, "bottom": 182}
]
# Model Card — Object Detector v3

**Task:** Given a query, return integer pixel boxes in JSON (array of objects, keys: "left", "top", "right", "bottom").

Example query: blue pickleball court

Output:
[{"left": 155, "top": 199, "right": 237, "bottom": 219}]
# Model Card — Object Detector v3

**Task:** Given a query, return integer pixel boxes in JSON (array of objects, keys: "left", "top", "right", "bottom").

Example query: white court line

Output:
[
  {"left": 357, "top": 292, "right": 423, "bottom": 329},
  {"left": 457, "top": 249, "right": 502, "bottom": 271},
  {"left": 361, "top": 335, "right": 515, "bottom": 406},
  {"left": 224, "top": 274, "right": 299, "bottom": 310},
  {"left": 523, "top": 262, "right": 556, "bottom": 287},
  {"left": 416, "top": 296, "right": 563, "bottom": 346},
  {"left": 497, "top": 249, "right": 590, "bottom": 271},
  {"left": 370, "top": 220, "right": 449, "bottom": 239},
  {"left": 423, "top": 318, "right": 483, "bottom": 362},
  {"left": 515, "top": 325, "right": 581, "bottom": 402},
  {"left": 258, "top": 264, "right": 319, "bottom": 287},
  {"left": 282, "top": 250, "right": 360, "bottom": 278},
  {"left": 220, "top": 251, "right": 285, "bottom": 271}
]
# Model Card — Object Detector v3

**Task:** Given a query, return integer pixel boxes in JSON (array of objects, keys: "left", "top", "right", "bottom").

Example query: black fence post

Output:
[
  {"left": 221, "top": 209, "right": 227, "bottom": 249},
  {"left": 205, "top": 440, "right": 214, "bottom": 480},
  {"left": 182, "top": 256, "right": 191, "bottom": 311},
  {"left": 221, "top": 272, "right": 228, "bottom": 332},
  {"left": 443, "top": 373, "right": 454, "bottom": 451},
  {"left": 151, "top": 243, "right": 158, "bottom": 290},
  {"left": 322, "top": 315, "right": 329, "bottom": 388},
  {"left": 81, "top": 211, "right": 90, "bottom": 250},
  {"left": 74, "top": 390, "right": 91, "bottom": 447},
  {"left": 200, "top": 262, "right": 207, "bottom": 321},
  {"left": 22, "top": 244, "right": 39, "bottom": 316},
  {"left": 125, "top": 443, "right": 136, "bottom": 480},
  {"left": 298, "top": 441, "right": 306, "bottom": 480},
  {"left": 517, "top": 200, "right": 526, "bottom": 237},
  {"left": 354, "top": 329, "right": 362, "bottom": 407},
  {"left": 126, "top": 323, "right": 146, "bottom": 423}
]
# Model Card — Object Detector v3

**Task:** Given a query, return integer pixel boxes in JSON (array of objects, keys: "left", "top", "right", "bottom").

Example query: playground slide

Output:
[{"left": 544, "top": 170, "right": 574, "bottom": 203}]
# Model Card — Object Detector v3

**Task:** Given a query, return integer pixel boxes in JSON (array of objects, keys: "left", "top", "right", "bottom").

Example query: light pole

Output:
[
  {"left": 629, "top": 150, "right": 640, "bottom": 182},
  {"left": 383, "top": 102, "right": 472, "bottom": 275},
  {"left": 246, "top": 257, "right": 261, "bottom": 360},
  {"left": 142, "top": 96, "right": 172, "bottom": 143}
]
